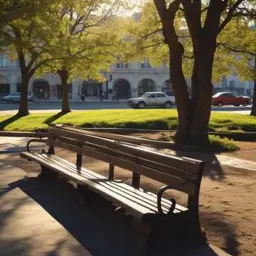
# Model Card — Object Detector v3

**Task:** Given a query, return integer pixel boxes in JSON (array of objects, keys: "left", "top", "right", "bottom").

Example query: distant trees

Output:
[{"left": 0, "top": 0, "right": 126, "bottom": 116}]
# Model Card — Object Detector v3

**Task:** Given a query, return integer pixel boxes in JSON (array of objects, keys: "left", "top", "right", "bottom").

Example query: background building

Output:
[{"left": 0, "top": 52, "right": 254, "bottom": 102}]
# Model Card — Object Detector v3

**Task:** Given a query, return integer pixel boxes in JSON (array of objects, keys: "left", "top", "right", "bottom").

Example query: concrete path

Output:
[
  {"left": 216, "top": 154, "right": 256, "bottom": 172},
  {"left": 0, "top": 163, "right": 91, "bottom": 256}
]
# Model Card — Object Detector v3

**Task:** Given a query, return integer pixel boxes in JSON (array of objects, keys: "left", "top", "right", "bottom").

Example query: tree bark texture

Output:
[
  {"left": 153, "top": 0, "right": 225, "bottom": 146},
  {"left": 17, "top": 49, "right": 29, "bottom": 117},
  {"left": 58, "top": 69, "right": 71, "bottom": 114},
  {"left": 251, "top": 78, "right": 256, "bottom": 116}
]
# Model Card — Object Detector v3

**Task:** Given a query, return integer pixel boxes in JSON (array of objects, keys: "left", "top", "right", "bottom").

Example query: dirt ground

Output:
[
  {"left": 7, "top": 134, "right": 256, "bottom": 256},
  {"left": 133, "top": 131, "right": 256, "bottom": 162}
]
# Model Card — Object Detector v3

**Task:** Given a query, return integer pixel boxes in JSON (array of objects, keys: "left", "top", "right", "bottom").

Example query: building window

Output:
[
  {"left": 116, "top": 62, "right": 129, "bottom": 69},
  {"left": 141, "top": 60, "right": 151, "bottom": 69}
]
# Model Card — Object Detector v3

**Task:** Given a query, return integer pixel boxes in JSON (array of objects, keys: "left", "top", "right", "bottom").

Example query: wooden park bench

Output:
[{"left": 20, "top": 124, "right": 205, "bottom": 245}]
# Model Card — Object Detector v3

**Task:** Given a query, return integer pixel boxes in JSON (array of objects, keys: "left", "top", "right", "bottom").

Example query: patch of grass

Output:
[
  {"left": 0, "top": 110, "right": 256, "bottom": 134},
  {"left": 209, "top": 135, "right": 239, "bottom": 152}
]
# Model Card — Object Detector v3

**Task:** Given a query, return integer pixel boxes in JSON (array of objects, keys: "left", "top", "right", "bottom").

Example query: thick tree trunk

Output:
[
  {"left": 58, "top": 69, "right": 71, "bottom": 114},
  {"left": 173, "top": 43, "right": 215, "bottom": 146},
  {"left": 17, "top": 76, "right": 29, "bottom": 117},
  {"left": 251, "top": 79, "right": 256, "bottom": 116}
]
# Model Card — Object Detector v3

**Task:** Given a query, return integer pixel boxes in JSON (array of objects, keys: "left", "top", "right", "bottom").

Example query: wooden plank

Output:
[
  {"left": 46, "top": 153, "right": 187, "bottom": 214},
  {"left": 20, "top": 152, "right": 159, "bottom": 216},
  {"left": 55, "top": 125, "right": 177, "bottom": 148},
  {"left": 49, "top": 139, "right": 196, "bottom": 195},
  {"left": 49, "top": 127, "right": 201, "bottom": 174},
  {"left": 22, "top": 152, "right": 183, "bottom": 214},
  {"left": 48, "top": 135, "right": 197, "bottom": 181}
]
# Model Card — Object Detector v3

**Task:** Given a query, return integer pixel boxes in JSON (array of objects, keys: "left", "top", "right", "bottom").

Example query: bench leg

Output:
[{"left": 39, "top": 165, "right": 59, "bottom": 179}]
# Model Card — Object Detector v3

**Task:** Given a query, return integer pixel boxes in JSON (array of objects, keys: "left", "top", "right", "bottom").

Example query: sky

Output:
[{"left": 120, "top": 0, "right": 143, "bottom": 16}]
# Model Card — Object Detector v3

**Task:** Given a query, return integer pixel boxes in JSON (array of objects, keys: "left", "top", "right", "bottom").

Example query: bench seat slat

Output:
[
  {"left": 29, "top": 152, "right": 182, "bottom": 214},
  {"left": 21, "top": 152, "right": 187, "bottom": 215},
  {"left": 40, "top": 152, "right": 187, "bottom": 213},
  {"left": 40, "top": 154, "right": 185, "bottom": 214}
]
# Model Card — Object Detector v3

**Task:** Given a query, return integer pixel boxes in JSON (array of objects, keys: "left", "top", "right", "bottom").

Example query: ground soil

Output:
[
  {"left": 8, "top": 133, "right": 256, "bottom": 256},
  {"left": 132, "top": 131, "right": 256, "bottom": 162}
]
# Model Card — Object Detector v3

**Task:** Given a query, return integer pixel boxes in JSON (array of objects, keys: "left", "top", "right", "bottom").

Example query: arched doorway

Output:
[
  {"left": 138, "top": 79, "right": 156, "bottom": 96},
  {"left": 113, "top": 79, "right": 131, "bottom": 99},
  {"left": 162, "top": 79, "right": 174, "bottom": 96},
  {"left": 33, "top": 79, "right": 50, "bottom": 99}
]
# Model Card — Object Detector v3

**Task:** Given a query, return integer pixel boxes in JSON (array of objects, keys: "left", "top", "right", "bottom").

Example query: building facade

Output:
[{"left": 0, "top": 52, "right": 254, "bottom": 101}]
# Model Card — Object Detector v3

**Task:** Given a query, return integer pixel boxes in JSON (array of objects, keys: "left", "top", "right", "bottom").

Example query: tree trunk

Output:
[
  {"left": 251, "top": 78, "right": 256, "bottom": 116},
  {"left": 58, "top": 69, "right": 71, "bottom": 114},
  {"left": 173, "top": 42, "right": 216, "bottom": 146},
  {"left": 17, "top": 76, "right": 29, "bottom": 117}
]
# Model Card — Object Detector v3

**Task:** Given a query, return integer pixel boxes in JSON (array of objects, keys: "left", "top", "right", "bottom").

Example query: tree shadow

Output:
[
  {"left": 10, "top": 177, "right": 140, "bottom": 256},
  {"left": 174, "top": 150, "right": 225, "bottom": 181},
  {"left": 43, "top": 112, "right": 68, "bottom": 125},
  {"left": 201, "top": 211, "right": 239, "bottom": 256},
  {"left": 4, "top": 176, "right": 233, "bottom": 256},
  {"left": 0, "top": 115, "right": 21, "bottom": 130}
]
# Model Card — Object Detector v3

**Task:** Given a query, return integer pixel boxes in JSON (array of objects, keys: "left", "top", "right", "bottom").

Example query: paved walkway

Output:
[
  {"left": 0, "top": 162, "right": 91, "bottom": 256},
  {"left": 216, "top": 154, "right": 256, "bottom": 172}
]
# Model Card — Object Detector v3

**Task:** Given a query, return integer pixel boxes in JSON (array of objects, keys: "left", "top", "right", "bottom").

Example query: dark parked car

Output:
[
  {"left": 3, "top": 93, "right": 33, "bottom": 103},
  {"left": 212, "top": 92, "right": 251, "bottom": 107}
]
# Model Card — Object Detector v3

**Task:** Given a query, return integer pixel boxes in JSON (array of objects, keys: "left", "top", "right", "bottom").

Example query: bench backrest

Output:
[{"left": 47, "top": 125, "right": 204, "bottom": 197}]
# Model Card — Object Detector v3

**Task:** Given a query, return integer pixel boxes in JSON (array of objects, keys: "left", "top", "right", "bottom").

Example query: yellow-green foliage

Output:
[{"left": 209, "top": 135, "right": 239, "bottom": 152}]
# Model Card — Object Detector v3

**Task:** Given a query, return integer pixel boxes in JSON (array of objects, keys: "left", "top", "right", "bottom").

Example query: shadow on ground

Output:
[
  {"left": 174, "top": 151, "right": 225, "bottom": 181},
  {"left": 0, "top": 172, "right": 235, "bottom": 256},
  {"left": 0, "top": 115, "right": 21, "bottom": 130},
  {"left": 44, "top": 112, "right": 67, "bottom": 125}
]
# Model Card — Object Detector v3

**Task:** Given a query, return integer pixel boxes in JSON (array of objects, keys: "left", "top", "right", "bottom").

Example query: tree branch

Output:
[
  {"left": 217, "top": 42, "right": 256, "bottom": 56},
  {"left": 218, "top": 0, "right": 244, "bottom": 34}
]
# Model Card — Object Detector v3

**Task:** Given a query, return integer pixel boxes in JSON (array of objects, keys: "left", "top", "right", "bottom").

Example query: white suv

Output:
[{"left": 127, "top": 92, "right": 175, "bottom": 109}]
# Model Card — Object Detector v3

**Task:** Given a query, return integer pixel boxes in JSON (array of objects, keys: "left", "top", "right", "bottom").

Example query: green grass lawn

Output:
[{"left": 0, "top": 109, "right": 256, "bottom": 132}]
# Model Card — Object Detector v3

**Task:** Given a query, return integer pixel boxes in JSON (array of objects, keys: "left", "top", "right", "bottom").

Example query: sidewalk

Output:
[{"left": 0, "top": 163, "right": 91, "bottom": 256}]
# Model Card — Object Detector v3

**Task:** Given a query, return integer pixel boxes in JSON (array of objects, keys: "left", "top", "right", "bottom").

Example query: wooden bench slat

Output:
[
  {"left": 33, "top": 153, "right": 180, "bottom": 214},
  {"left": 49, "top": 127, "right": 201, "bottom": 174},
  {"left": 49, "top": 139, "right": 196, "bottom": 195},
  {"left": 33, "top": 152, "right": 187, "bottom": 212},
  {"left": 21, "top": 152, "right": 186, "bottom": 216},
  {"left": 50, "top": 136, "right": 198, "bottom": 181}
]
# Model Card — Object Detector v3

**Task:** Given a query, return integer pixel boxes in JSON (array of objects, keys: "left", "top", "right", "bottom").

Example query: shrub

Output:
[{"left": 209, "top": 135, "right": 239, "bottom": 152}]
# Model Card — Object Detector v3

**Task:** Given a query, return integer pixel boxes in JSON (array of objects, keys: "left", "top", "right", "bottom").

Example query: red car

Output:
[{"left": 212, "top": 92, "right": 251, "bottom": 107}]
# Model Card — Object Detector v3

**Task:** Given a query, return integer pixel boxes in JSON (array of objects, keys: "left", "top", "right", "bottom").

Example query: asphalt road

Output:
[{"left": 0, "top": 102, "right": 252, "bottom": 115}]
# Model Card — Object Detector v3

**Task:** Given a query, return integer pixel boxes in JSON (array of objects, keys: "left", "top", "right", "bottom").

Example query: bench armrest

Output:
[
  {"left": 157, "top": 185, "right": 177, "bottom": 215},
  {"left": 27, "top": 139, "right": 49, "bottom": 153}
]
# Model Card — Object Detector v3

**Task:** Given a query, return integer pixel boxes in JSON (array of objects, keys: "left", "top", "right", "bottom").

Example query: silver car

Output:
[
  {"left": 128, "top": 92, "right": 175, "bottom": 109},
  {"left": 3, "top": 93, "right": 33, "bottom": 103}
]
